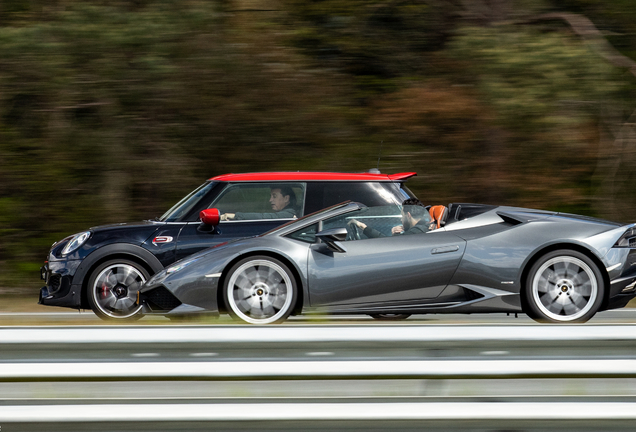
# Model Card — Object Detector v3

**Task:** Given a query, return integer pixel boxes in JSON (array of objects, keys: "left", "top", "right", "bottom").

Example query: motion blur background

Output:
[{"left": 1, "top": 0, "right": 636, "bottom": 294}]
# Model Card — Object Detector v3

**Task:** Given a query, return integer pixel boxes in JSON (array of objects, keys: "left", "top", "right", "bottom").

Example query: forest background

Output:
[{"left": 1, "top": 0, "right": 636, "bottom": 293}]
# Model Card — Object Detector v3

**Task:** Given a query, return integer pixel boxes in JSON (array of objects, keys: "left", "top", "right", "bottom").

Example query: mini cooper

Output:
[{"left": 39, "top": 171, "right": 417, "bottom": 320}]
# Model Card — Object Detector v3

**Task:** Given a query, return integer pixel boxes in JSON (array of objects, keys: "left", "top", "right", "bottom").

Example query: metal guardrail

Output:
[
  {"left": 1, "top": 325, "right": 635, "bottom": 381},
  {"left": 2, "top": 324, "right": 636, "bottom": 344},
  {"left": 2, "top": 325, "right": 636, "bottom": 429},
  {"left": 2, "top": 359, "right": 636, "bottom": 381},
  {"left": 3, "top": 402, "right": 636, "bottom": 423}
]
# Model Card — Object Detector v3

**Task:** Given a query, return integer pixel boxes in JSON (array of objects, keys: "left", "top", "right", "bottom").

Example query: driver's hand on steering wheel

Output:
[
  {"left": 391, "top": 225, "right": 404, "bottom": 235},
  {"left": 349, "top": 219, "right": 367, "bottom": 230}
]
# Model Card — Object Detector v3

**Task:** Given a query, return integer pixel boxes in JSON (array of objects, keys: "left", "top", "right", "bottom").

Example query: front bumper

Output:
[
  {"left": 606, "top": 272, "right": 636, "bottom": 310},
  {"left": 39, "top": 259, "right": 82, "bottom": 309},
  {"left": 139, "top": 273, "right": 221, "bottom": 317},
  {"left": 604, "top": 247, "right": 636, "bottom": 311}
]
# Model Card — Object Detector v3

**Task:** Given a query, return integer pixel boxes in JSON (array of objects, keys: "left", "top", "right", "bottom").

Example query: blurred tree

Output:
[
  {"left": 449, "top": 25, "right": 632, "bottom": 216},
  {"left": 514, "top": 11, "right": 636, "bottom": 221},
  {"left": 368, "top": 81, "right": 499, "bottom": 204},
  {"left": 283, "top": 0, "right": 459, "bottom": 97},
  {"left": 2, "top": 0, "right": 636, "bottom": 292},
  {"left": 0, "top": 0, "right": 363, "bottom": 289},
  {"left": 550, "top": 0, "right": 636, "bottom": 62}
]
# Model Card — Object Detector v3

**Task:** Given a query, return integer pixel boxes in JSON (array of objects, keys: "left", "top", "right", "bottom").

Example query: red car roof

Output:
[{"left": 209, "top": 172, "right": 416, "bottom": 182}]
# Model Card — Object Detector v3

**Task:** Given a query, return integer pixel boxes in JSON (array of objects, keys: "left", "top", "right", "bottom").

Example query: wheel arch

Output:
[
  {"left": 519, "top": 242, "right": 610, "bottom": 314},
  {"left": 216, "top": 251, "right": 305, "bottom": 317},
  {"left": 77, "top": 244, "right": 164, "bottom": 309}
]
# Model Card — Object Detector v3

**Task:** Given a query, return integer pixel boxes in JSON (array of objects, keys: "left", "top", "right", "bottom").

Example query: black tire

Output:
[
  {"left": 223, "top": 256, "right": 297, "bottom": 324},
  {"left": 369, "top": 313, "right": 411, "bottom": 321},
  {"left": 86, "top": 259, "right": 149, "bottom": 321},
  {"left": 525, "top": 249, "right": 604, "bottom": 323}
]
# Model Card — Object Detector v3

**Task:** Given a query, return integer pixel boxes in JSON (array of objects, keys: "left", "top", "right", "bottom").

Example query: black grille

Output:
[
  {"left": 463, "top": 286, "right": 485, "bottom": 301},
  {"left": 144, "top": 286, "right": 182, "bottom": 312},
  {"left": 49, "top": 274, "right": 61, "bottom": 293}
]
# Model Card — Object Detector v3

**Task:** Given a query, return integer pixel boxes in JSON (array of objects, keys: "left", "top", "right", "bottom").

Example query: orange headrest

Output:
[{"left": 429, "top": 205, "right": 448, "bottom": 229}]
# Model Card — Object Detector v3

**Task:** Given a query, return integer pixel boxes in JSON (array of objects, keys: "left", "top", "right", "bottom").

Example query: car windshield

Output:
[
  {"left": 261, "top": 201, "right": 357, "bottom": 236},
  {"left": 159, "top": 181, "right": 218, "bottom": 222},
  {"left": 322, "top": 204, "right": 403, "bottom": 236}
]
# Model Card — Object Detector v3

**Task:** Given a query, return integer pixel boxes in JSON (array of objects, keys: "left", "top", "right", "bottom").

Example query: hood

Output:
[
  {"left": 86, "top": 220, "right": 166, "bottom": 246},
  {"left": 89, "top": 220, "right": 165, "bottom": 232},
  {"left": 51, "top": 220, "right": 166, "bottom": 259}
]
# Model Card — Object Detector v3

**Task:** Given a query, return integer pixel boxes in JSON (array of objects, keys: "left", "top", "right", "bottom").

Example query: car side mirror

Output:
[
  {"left": 200, "top": 208, "right": 220, "bottom": 227},
  {"left": 316, "top": 227, "right": 347, "bottom": 253}
]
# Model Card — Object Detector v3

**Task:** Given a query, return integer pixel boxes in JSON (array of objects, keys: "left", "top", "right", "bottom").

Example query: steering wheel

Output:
[{"left": 346, "top": 222, "right": 362, "bottom": 241}]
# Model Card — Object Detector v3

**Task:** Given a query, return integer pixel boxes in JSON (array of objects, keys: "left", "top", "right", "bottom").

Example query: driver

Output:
[
  {"left": 220, "top": 186, "right": 298, "bottom": 221},
  {"left": 349, "top": 198, "right": 431, "bottom": 238}
]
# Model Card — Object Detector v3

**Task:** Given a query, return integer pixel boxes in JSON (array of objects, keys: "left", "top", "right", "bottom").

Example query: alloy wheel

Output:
[
  {"left": 530, "top": 255, "right": 598, "bottom": 322},
  {"left": 90, "top": 263, "right": 146, "bottom": 319},
  {"left": 226, "top": 258, "right": 295, "bottom": 324}
]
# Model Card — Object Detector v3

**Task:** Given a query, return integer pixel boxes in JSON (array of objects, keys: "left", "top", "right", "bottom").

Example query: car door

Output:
[{"left": 307, "top": 207, "right": 467, "bottom": 307}]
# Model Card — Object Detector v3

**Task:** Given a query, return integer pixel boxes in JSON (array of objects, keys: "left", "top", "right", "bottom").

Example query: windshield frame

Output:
[
  {"left": 159, "top": 181, "right": 220, "bottom": 222},
  {"left": 397, "top": 183, "right": 417, "bottom": 201}
]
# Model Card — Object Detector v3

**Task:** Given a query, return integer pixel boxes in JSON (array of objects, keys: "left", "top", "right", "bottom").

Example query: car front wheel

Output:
[
  {"left": 525, "top": 250, "right": 604, "bottom": 323},
  {"left": 87, "top": 259, "right": 148, "bottom": 321},
  {"left": 223, "top": 256, "right": 297, "bottom": 324}
]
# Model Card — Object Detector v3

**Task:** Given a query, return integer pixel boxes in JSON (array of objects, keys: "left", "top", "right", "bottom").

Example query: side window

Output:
[
  {"left": 287, "top": 223, "right": 318, "bottom": 243},
  {"left": 211, "top": 183, "right": 305, "bottom": 221},
  {"left": 305, "top": 182, "right": 404, "bottom": 214},
  {"left": 322, "top": 205, "right": 403, "bottom": 241}
]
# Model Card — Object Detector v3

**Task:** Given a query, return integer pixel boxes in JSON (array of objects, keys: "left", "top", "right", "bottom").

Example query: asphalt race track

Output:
[{"left": 2, "top": 315, "right": 636, "bottom": 431}]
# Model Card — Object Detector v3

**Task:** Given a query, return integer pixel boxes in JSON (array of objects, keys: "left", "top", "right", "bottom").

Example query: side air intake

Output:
[
  {"left": 144, "top": 287, "right": 182, "bottom": 312},
  {"left": 496, "top": 212, "right": 526, "bottom": 226}
]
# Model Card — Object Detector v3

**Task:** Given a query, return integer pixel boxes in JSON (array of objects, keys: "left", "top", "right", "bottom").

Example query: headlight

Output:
[
  {"left": 615, "top": 228, "right": 636, "bottom": 248},
  {"left": 61, "top": 231, "right": 91, "bottom": 255}
]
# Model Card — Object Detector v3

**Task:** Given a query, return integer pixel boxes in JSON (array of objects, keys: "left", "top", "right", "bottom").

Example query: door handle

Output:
[{"left": 431, "top": 245, "right": 460, "bottom": 254}]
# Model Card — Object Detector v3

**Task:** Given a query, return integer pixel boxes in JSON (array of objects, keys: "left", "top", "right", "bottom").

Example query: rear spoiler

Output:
[{"left": 388, "top": 172, "right": 417, "bottom": 182}]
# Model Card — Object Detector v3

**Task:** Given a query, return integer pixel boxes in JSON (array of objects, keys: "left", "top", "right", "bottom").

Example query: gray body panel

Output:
[
  {"left": 308, "top": 231, "right": 466, "bottom": 307},
  {"left": 140, "top": 202, "right": 636, "bottom": 317}
]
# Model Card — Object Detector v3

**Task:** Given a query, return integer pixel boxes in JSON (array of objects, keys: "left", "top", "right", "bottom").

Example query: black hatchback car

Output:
[{"left": 39, "top": 171, "right": 418, "bottom": 320}]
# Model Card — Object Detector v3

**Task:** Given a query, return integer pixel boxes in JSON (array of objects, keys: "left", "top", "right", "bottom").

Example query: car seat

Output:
[{"left": 428, "top": 205, "right": 448, "bottom": 229}]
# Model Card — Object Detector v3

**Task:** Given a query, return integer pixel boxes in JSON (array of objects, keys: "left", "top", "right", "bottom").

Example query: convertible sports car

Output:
[{"left": 139, "top": 200, "right": 636, "bottom": 324}]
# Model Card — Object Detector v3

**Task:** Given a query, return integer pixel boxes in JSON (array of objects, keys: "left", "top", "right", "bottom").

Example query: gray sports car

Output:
[{"left": 139, "top": 201, "right": 636, "bottom": 324}]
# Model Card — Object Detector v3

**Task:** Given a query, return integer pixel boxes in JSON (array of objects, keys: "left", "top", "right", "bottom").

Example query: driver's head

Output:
[
  {"left": 401, "top": 198, "right": 428, "bottom": 230},
  {"left": 269, "top": 186, "right": 296, "bottom": 211}
]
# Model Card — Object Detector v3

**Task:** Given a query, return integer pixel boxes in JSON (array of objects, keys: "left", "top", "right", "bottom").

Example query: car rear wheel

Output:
[
  {"left": 87, "top": 259, "right": 148, "bottom": 321},
  {"left": 525, "top": 250, "right": 604, "bottom": 323},
  {"left": 369, "top": 313, "right": 411, "bottom": 321},
  {"left": 224, "top": 256, "right": 297, "bottom": 324}
]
